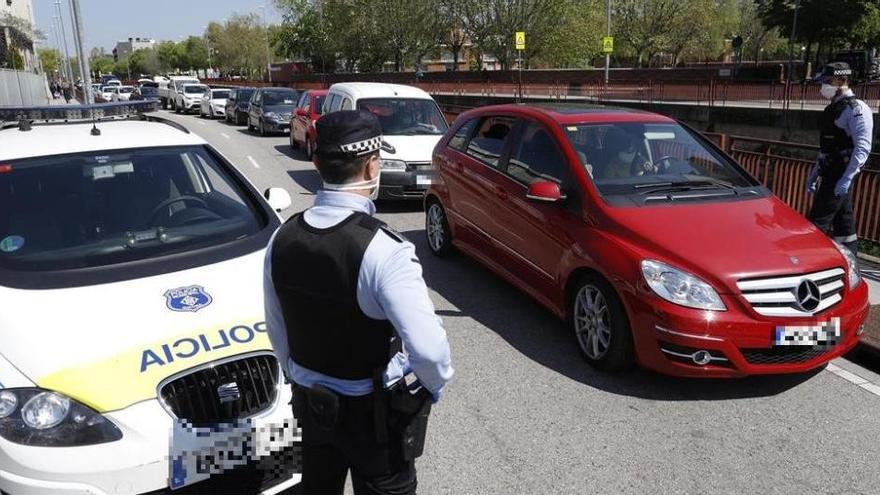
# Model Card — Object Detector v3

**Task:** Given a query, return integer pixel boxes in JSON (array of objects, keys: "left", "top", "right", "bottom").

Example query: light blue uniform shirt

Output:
[
  {"left": 832, "top": 89, "right": 874, "bottom": 184},
  {"left": 263, "top": 190, "right": 454, "bottom": 401}
]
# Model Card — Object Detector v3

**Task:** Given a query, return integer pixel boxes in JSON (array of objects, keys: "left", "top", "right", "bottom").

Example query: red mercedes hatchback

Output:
[{"left": 425, "top": 104, "right": 869, "bottom": 377}]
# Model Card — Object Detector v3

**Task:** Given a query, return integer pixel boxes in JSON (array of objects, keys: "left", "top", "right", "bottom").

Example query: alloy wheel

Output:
[
  {"left": 573, "top": 285, "right": 612, "bottom": 360},
  {"left": 426, "top": 203, "right": 446, "bottom": 253}
]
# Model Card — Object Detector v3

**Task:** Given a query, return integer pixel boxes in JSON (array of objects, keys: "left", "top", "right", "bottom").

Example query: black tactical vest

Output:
[
  {"left": 820, "top": 96, "right": 859, "bottom": 173},
  {"left": 271, "top": 211, "right": 397, "bottom": 380}
]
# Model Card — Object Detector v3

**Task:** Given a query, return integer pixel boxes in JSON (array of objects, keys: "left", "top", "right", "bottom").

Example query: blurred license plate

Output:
[
  {"left": 774, "top": 318, "right": 840, "bottom": 347},
  {"left": 168, "top": 419, "right": 297, "bottom": 490},
  {"left": 416, "top": 175, "right": 433, "bottom": 185}
]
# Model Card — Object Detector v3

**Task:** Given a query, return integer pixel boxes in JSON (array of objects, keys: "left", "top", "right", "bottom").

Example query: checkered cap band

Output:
[
  {"left": 833, "top": 69, "right": 852, "bottom": 76},
  {"left": 339, "top": 136, "right": 382, "bottom": 156}
]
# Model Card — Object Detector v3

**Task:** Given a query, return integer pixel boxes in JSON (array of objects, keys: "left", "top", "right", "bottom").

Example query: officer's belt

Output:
[{"left": 372, "top": 335, "right": 403, "bottom": 444}]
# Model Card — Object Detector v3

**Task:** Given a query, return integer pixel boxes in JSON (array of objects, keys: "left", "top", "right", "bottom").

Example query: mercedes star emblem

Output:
[
  {"left": 789, "top": 256, "right": 800, "bottom": 265},
  {"left": 795, "top": 279, "right": 821, "bottom": 312}
]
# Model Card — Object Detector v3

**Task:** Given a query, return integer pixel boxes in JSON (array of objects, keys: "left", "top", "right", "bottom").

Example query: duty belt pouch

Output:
[
  {"left": 307, "top": 384, "right": 340, "bottom": 436},
  {"left": 390, "top": 386, "right": 432, "bottom": 461}
]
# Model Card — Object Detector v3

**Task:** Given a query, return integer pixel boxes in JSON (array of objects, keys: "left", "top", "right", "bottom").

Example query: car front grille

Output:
[
  {"left": 741, "top": 346, "right": 831, "bottom": 365},
  {"left": 159, "top": 354, "right": 279, "bottom": 426},
  {"left": 736, "top": 268, "right": 845, "bottom": 317},
  {"left": 406, "top": 161, "right": 433, "bottom": 171}
]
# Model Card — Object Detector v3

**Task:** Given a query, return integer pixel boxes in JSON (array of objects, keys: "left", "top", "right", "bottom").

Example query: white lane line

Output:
[
  {"left": 220, "top": 132, "right": 230, "bottom": 139},
  {"left": 247, "top": 155, "right": 261, "bottom": 169},
  {"left": 198, "top": 121, "right": 206, "bottom": 126},
  {"left": 826, "top": 362, "right": 880, "bottom": 397}
]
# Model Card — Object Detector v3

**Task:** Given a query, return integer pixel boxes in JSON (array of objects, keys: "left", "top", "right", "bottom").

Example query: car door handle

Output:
[{"left": 493, "top": 185, "right": 508, "bottom": 200}]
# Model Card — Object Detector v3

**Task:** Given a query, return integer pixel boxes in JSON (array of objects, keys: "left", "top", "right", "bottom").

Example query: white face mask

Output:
[
  {"left": 820, "top": 83, "right": 838, "bottom": 100},
  {"left": 322, "top": 172, "right": 381, "bottom": 200}
]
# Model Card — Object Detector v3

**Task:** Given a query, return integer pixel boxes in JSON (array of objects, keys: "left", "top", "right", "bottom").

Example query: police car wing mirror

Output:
[
  {"left": 381, "top": 140, "right": 396, "bottom": 154},
  {"left": 264, "top": 187, "right": 292, "bottom": 212}
]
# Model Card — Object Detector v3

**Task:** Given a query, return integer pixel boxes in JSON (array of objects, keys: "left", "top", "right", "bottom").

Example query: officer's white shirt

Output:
[
  {"left": 263, "top": 190, "right": 454, "bottom": 401},
  {"left": 833, "top": 89, "right": 874, "bottom": 180}
]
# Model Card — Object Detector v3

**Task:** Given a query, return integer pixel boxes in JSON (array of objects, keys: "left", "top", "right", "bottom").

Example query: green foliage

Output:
[
  {"left": 207, "top": 14, "right": 270, "bottom": 78},
  {"left": 128, "top": 48, "right": 161, "bottom": 76},
  {"left": 852, "top": 1, "right": 880, "bottom": 49},
  {"left": 90, "top": 56, "right": 115, "bottom": 76},
  {"left": 37, "top": 48, "right": 61, "bottom": 74}
]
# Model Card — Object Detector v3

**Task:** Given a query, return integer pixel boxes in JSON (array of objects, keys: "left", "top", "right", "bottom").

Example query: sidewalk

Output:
[{"left": 860, "top": 256, "right": 880, "bottom": 350}]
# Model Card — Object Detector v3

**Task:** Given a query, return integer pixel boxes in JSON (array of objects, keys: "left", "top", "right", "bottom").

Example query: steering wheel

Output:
[
  {"left": 148, "top": 195, "right": 208, "bottom": 224},
  {"left": 651, "top": 155, "right": 675, "bottom": 174}
]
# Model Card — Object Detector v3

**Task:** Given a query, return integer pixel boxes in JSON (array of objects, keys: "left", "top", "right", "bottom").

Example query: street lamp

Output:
[{"left": 257, "top": 4, "right": 271, "bottom": 83}]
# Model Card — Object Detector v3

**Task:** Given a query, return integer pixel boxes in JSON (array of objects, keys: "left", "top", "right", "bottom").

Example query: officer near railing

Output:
[
  {"left": 806, "top": 61, "right": 875, "bottom": 255},
  {"left": 263, "top": 110, "right": 454, "bottom": 494}
]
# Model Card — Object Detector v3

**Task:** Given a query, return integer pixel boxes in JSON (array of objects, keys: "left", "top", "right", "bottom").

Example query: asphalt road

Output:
[{"left": 159, "top": 109, "right": 880, "bottom": 495}]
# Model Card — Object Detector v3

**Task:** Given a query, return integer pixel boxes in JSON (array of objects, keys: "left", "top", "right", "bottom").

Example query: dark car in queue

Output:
[
  {"left": 130, "top": 86, "right": 159, "bottom": 101},
  {"left": 425, "top": 103, "right": 868, "bottom": 377},
  {"left": 289, "top": 89, "right": 328, "bottom": 160},
  {"left": 224, "top": 87, "right": 255, "bottom": 126},
  {"left": 247, "top": 88, "right": 300, "bottom": 136}
]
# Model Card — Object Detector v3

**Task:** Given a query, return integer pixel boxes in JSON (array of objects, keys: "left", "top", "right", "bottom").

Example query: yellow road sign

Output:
[
  {"left": 602, "top": 36, "right": 614, "bottom": 53},
  {"left": 515, "top": 31, "right": 526, "bottom": 51}
]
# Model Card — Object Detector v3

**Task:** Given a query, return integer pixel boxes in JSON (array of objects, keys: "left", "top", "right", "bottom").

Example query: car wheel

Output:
[
  {"left": 259, "top": 119, "right": 266, "bottom": 136},
  {"left": 425, "top": 200, "right": 454, "bottom": 257},
  {"left": 569, "top": 274, "right": 634, "bottom": 371},
  {"left": 290, "top": 131, "right": 297, "bottom": 149},
  {"left": 305, "top": 137, "right": 314, "bottom": 160},
  {"left": 209, "top": 107, "right": 214, "bottom": 119},
  {"left": 162, "top": 98, "right": 167, "bottom": 109}
]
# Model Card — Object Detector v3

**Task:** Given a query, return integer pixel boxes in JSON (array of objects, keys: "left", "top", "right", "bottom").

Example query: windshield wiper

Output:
[{"left": 635, "top": 179, "right": 736, "bottom": 195}]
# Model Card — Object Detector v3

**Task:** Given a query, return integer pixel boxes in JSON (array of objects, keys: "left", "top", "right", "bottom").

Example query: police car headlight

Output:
[
  {"left": 380, "top": 159, "right": 407, "bottom": 170},
  {"left": 0, "top": 389, "right": 122, "bottom": 446},
  {"left": 832, "top": 240, "right": 861, "bottom": 288},
  {"left": 641, "top": 260, "right": 726, "bottom": 311}
]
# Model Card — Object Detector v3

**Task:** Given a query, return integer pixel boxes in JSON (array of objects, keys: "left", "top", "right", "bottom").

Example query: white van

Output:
[{"left": 324, "top": 82, "right": 448, "bottom": 200}]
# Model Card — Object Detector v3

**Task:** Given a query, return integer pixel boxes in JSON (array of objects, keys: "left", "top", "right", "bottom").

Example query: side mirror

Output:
[
  {"left": 264, "top": 187, "right": 292, "bottom": 212},
  {"left": 526, "top": 181, "right": 565, "bottom": 203},
  {"left": 296, "top": 108, "right": 308, "bottom": 117}
]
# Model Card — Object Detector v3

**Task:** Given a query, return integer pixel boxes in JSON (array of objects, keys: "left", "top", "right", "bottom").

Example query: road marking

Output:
[
  {"left": 220, "top": 132, "right": 230, "bottom": 139},
  {"left": 826, "top": 362, "right": 880, "bottom": 398},
  {"left": 247, "top": 156, "right": 261, "bottom": 169},
  {"left": 198, "top": 121, "right": 206, "bottom": 126}
]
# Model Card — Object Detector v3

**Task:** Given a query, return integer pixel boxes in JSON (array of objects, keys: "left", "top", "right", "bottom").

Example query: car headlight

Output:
[
  {"left": 641, "top": 260, "right": 726, "bottom": 311},
  {"left": 264, "top": 112, "right": 278, "bottom": 120},
  {"left": 832, "top": 240, "right": 861, "bottom": 288},
  {"left": 0, "top": 388, "right": 122, "bottom": 446},
  {"left": 380, "top": 159, "right": 407, "bottom": 170}
]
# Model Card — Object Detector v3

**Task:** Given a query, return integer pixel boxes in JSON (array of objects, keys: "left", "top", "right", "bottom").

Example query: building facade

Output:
[
  {"left": 113, "top": 37, "right": 156, "bottom": 61},
  {"left": 0, "top": 0, "right": 37, "bottom": 71}
]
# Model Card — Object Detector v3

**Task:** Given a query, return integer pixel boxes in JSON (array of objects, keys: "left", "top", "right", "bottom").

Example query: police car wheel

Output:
[
  {"left": 426, "top": 200, "right": 453, "bottom": 257},
  {"left": 569, "top": 274, "right": 634, "bottom": 371}
]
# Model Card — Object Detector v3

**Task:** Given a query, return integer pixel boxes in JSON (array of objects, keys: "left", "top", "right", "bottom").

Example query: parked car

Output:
[
  {"left": 247, "top": 87, "right": 300, "bottom": 136},
  {"left": 224, "top": 87, "right": 255, "bottom": 126},
  {"left": 104, "top": 79, "right": 122, "bottom": 87},
  {"left": 129, "top": 86, "right": 158, "bottom": 100},
  {"left": 289, "top": 89, "right": 328, "bottom": 160},
  {"left": 98, "top": 86, "right": 117, "bottom": 103},
  {"left": 99, "top": 74, "right": 120, "bottom": 86},
  {"left": 174, "top": 84, "right": 209, "bottom": 114},
  {"left": 324, "top": 82, "right": 448, "bottom": 200},
  {"left": 425, "top": 103, "right": 869, "bottom": 377},
  {"left": 199, "top": 88, "right": 231, "bottom": 119},
  {"left": 159, "top": 76, "right": 199, "bottom": 110},
  {"left": 111, "top": 85, "right": 135, "bottom": 101}
]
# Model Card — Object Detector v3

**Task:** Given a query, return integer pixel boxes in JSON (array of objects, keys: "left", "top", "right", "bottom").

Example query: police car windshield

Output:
[
  {"left": 0, "top": 146, "right": 265, "bottom": 272},
  {"left": 563, "top": 122, "right": 756, "bottom": 197},
  {"left": 357, "top": 98, "right": 448, "bottom": 135}
]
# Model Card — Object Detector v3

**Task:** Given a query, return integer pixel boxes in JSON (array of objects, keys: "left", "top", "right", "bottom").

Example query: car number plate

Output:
[
  {"left": 774, "top": 317, "right": 840, "bottom": 347},
  {"left": 168, "top": 419, "right": 298, "bottom": 490},
  {"left": 416, "top": 175, "right": 433, "bottom": 185}
]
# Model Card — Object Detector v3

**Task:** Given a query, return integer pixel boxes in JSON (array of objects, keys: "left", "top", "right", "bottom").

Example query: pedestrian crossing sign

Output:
[
  {"left": 602, "top": 36, "right": 614, "bottom": 53},
  {"left": 515, "top": 32, "right": 526, "bottom": 51}
]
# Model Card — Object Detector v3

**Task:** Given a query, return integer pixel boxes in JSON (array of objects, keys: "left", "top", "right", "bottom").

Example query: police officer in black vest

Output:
[
  {"left": 264, "top": 110, "right": 454, "bottom": 494},
  {"left": 807, "top": 62, "right": 875, "bottom": 255}
]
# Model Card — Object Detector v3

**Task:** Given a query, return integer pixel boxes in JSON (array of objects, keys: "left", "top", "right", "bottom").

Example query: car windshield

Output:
[
  {"left": 237, "top": 89, "right": 254, "bottom": 101},
  {"left": 563, "top": 122, "right": 755, "bottom": 196},
  {"left": 0, "top": 146, "right": 265, "bottom": 272},
  {"left": 263, "top": 90, "right": 298, "bottom": 105},
  {"left": 141, "top": 87, "right": 158, "bottom": 96},
  {"left": 314, "top": 95, "right": 326, "bottom": 115},
  {"left": 119, "top": 87, "right": 133, "bottom": 93},
  {"left": 357, "top": 98, "right": 448, "bottom": 135},
  {"left": 185, "top": 85, "right": 207, "bottom": 94},
  {"left": 212, "top": 90, "right": 230, "bottom": 99}
]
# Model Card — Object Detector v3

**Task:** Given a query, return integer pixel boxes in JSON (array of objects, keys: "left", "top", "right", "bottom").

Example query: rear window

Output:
[
  {"left": 236, "top": 89, "right": 254, "bottom": 100},
  {"left": 212, "top": 90, "right": 230, "bottom": 99},
  {"left": 465, "top": 116, "right": 516, "bottom": 168},
  {"left": 184, "top": 85, "right": 208, "bottom": 94},
  {"left": 0, "top": 146, "right": 267, "bottom": 275},
  {"left": 263, "top": 90, "right": 298, "bottom": 105}
]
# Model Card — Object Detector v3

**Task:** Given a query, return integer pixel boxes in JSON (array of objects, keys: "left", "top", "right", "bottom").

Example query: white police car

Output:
[{"left": 0, "top": 102, "right": 299, "bottom": 494}]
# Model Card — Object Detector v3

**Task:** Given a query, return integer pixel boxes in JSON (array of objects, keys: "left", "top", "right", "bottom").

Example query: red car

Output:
[
  {"left": 425, "top": 103, "right": 869, "bottom": 377},
  {"left": 289, "top": 89, "right": 328, "bottom": 160}
]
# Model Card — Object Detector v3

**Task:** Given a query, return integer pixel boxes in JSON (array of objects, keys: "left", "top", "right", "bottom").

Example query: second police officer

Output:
[
  {"left": 807, "top": 61, "right": 875, "bottom": 255},
  {"left": 264, "top": 109, "right": 454, "bottom": 494}
]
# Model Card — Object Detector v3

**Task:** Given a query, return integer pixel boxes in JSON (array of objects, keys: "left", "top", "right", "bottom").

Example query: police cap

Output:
[
  {"left": 817, "top": 61, "right": 852, "bottom": 82},
  {"left": 315, "top": 110, "right": 383, "bottom": 158}
]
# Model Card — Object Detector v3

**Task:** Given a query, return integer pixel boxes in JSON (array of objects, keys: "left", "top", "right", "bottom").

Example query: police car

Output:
[{"left": 0, "top": 102, "right": 300, "bottom": 494}]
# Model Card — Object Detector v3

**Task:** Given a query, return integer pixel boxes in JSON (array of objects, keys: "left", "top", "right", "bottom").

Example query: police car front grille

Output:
[
  {"left": 736, "top": 268, "right": 846, "bottom": 317},
  {"left": 160, "top": 354, "right": 279, "bottom": 426}
]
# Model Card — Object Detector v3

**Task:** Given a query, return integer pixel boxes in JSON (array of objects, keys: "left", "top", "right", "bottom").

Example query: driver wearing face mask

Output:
[
  {"left": 602, "top": 129, "right": 655, "bottom": 179},
  {"left": 805, "top": 61, "right": 874, "bottom": 255}
]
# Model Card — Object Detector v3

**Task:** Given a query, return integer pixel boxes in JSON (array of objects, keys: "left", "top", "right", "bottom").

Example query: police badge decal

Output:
[{"left": 164, "top": 285, "right": 213, "bottom": 312}]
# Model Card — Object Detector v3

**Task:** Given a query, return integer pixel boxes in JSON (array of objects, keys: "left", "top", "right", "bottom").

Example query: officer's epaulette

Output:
[
  {"left": 379, "top": 225, "right": 407, "bottom": 243},
  {"left": 843, "top": 96, "right": 862, "bottom": 115}
]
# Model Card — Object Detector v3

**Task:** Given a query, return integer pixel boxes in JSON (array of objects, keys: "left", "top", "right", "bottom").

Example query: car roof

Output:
[
  {"left": 309, "top": 89, "right": 329, "bottom": 96},
  {"left": 463, "top": 103, "right": 676, "bottom": 125},
  {"left": 258, "top": 87, "right": 297, "bottom": 92},
  {"left": 328, "top": 82, "right": 433, "bottom": 100},
  {"left": 0, "top": 119, "right": 206, "bottom": 161}
]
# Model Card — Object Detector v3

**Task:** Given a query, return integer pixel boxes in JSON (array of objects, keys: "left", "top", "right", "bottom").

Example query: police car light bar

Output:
[{"left": 0, "top": 100, "right": 159, "bottom": 123}]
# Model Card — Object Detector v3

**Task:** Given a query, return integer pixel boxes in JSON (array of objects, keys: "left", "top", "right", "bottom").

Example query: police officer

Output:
[
  {"left": 263, "top": 110, "right": 454, "bottom": 494},
  {"left": 806, "top": 61, "right": 875, "bottom": 255}
]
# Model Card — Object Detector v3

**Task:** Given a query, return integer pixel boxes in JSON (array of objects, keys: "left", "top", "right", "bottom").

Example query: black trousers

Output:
[
  {"left": 808, "top": 174, "right": 858, "bottom": 254},
  {"left": 292, "top": 385, "right": 418, "bottom": 495}
]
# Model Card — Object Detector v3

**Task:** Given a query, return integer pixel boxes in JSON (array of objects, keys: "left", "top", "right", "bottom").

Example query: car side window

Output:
[
  {"left": 448, "top": 118, "right": 479, "bottom": 152},
  {"left": 229, "top": 89, "right": 236, "bottom": 101},
  {"left": 341, "top": 97, "right": 353, "bottom": 110},
  {"left": 465, "top": 116, "right": 516, "bottom": 168},
  {"left": 506, "top": 121, "right": 572, "bottom": 188}
]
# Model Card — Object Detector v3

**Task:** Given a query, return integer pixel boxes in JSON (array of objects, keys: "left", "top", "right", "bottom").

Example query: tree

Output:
[
  {"left": 37, "top": 47, "right": 61, "bottom": 74},
  {"left": 208, "top": 14, "right": 269, "bottom": 78},
  {"left": 851, "top": 1, "right": 880, "bottom": 51},
  {"left": 437, "top": 0, "right": 470, "bottom": 71},
  {"left": 274, "top": 0, "right": 338, "bottom": 72},
  {"left": 614, "top": 0, "right": 686, "bottom": 67},
  {"left": 157, "top": 41, "right": 183, "bottom": 72},
  {"left": 128, "top": 48, "right": 160, "bottom": 75},
  {"left": 180, "top": 36, "right": 209, "bottom": 71},
  {"left": 90, "top": 55, "right": 115, "bottom": 76},
  {"left": 535, "top": 0, "right": 604, "bottom": 68}
]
